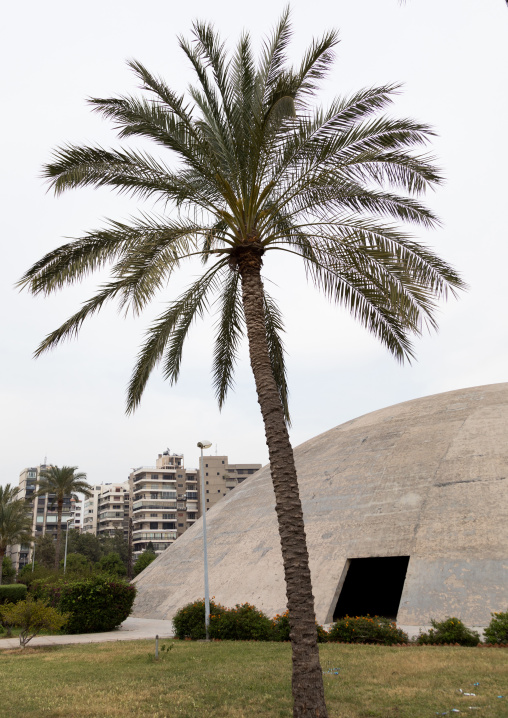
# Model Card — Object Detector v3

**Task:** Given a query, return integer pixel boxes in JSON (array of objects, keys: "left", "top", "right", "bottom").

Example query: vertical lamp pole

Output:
[
  {"left": 31, "top": 540, "right": 36, "bottom": 572},
  {"left": 63, "top": 517, "right": 73, "bottom": 573},
  {"left": 197, "top": 440, "right": 213, "bottom": 640}
]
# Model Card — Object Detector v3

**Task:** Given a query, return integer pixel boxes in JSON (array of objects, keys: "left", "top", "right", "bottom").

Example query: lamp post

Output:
[
  {"left": 63, "top": 517, "right": 73, "bottom": 573},
  {"left": 197, "top": 440, "right": 213, "bottom": 640}
]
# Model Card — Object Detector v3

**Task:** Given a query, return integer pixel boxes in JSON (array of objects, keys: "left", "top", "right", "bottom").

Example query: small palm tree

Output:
[
  {"left": 19, "top": 12, "right": 463, "bottom": 716},
  {"left": 0, "top": 487, "right": 33, "bottom": 585},
  {"left": 34, "top": 466, "right": 92, "bottom": 570}
]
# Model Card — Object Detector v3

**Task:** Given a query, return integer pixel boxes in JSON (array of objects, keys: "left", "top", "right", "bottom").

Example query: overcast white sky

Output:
[{"left": 1, "top": 0, "right": 507, "bottom": 487}]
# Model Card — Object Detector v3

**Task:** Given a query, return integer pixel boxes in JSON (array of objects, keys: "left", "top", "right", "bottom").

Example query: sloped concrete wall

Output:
[{"left": 133, "top": 383, "right": 508, "bottom": 626}]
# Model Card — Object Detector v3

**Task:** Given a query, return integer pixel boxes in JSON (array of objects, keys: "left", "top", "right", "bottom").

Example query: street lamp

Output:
[
  {"left": 197, "top": 440, "right": 213, "bottom": 640},
  {"left": 63, "top": 517, "right": 73, "bottom": 573}
]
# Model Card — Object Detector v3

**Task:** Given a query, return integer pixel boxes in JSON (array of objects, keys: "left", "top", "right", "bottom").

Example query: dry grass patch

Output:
[{"left": 0, "top": 640, "right": 507, "bottom": 717}]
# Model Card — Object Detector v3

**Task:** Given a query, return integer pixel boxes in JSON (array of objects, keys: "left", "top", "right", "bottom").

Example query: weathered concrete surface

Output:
[{"left": 133, "top": 383, "right": 508, "bottom": 627}]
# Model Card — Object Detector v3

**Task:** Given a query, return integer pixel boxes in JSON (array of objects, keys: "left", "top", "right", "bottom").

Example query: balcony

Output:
[
  {"left": 132, "top": 531, "right": 177, "bottom": 541},
  {"left": 132, "top": 500, "right": 177, "bottom": 511}
]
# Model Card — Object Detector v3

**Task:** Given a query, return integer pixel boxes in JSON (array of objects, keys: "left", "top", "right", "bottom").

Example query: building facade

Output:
[
  {"left": 129, "top": 450, "right": 199, "bottom": 559},
  {"left": 199, "top": 455, "right": 262, "bottom": 511},
  {"left": 9, "top": 464, "right": 79, "bottom": 572}
]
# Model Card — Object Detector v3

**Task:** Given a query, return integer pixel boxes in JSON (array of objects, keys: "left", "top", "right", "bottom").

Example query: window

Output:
[
  {"left": 149, "top": 522, "right": 159, "bottom": 530},
  {"left": 205, "top": 464, "right": 208, "bottom": 468},
  {"left": 205, "top": 472, "right": 208, "bottom": 476},
  {"left": 221, "top": 461, "right": 225, "bottom": 465},
  {"left": 206, "top": 490, "right": 209, "bottom": 494},
  {"left": 150, "top": 513, "right": 158, "bottom": 518},
  {"left": 206, "top": 481, "right": 209, "bottom": 485},
  {"left": 187, "top": 513, "right": 196, "bottom": 519},
  {"left": 151, "top": 474, "right": 159, "bottom": 480},
  {"left": 177, "top": 484, "right": 183, "bottom": 488},
  {"left": 178, "top": 523, "right": 184, "bottom": 527},
  {"left": 162, "top": 522, "right": 175, "bottom": 530},
  {"left": 217, "top": 489, "right": 221, "bottom": 493},
  {"left": 162, "top": 513, "right": 176, "bottom": 520},
  {"left": 206, "top": 499, "right": 209, "bottom": 503}
]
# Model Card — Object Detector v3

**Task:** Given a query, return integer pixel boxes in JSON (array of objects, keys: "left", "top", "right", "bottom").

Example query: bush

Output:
[
  {"left": 210, "top": 603, "right": 273, "bottom": 641},
  {"left": 60, "top": 553, "right": 93, "bottom": 573},
  {"left": 0, "top": 584, "right": 27, "bottom": 604},
  {"left": 96, "top": 552, "right": 127, "bottom": 577},
  {"left": 271, "top": 609, "right": 328, "bottom": 642},
  {"left": 173, "top": 598, "right": 226, "bottom": 640},
  {"left": 2, "top": 556, "right": 16, "bottom": 584},
  {"left": 416, "top": 617, "right": 480, "bottom": 646},
  {"left": 133, "top": 550, "right": 156, "bottom": 577},
  {"left": 483, "top": 611, "right": 508, "bottom": 644},
  {"left": 34, "top": 575, "right": 136, "bottom": 634},
  {"left": 328, "top": 615, "right": 408, "bottom": 645},
  {"left": 0, "top": 597, "right": 68, "bottom": 647}
]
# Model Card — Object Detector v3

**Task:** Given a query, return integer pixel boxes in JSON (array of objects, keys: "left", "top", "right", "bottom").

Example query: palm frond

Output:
[
  {"left": 262, "top": 290, "right": 290, "bottom": 424},
  {"left": 212, "top": 268, "right": 243, "bottom": 408}
]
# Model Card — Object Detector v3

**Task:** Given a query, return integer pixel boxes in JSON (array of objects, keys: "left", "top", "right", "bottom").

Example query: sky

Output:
[{"left": 1, "top": 0, "right": 507, "bottom": 487}]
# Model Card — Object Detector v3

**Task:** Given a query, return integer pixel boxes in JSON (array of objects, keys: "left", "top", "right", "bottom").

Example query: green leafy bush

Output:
[
  {"left": 96, "top": 552, "right": 127, "bottom": 577},
  {"left": 2, "top": 556, "right": 16, "bottom": 584},
  {"left": 484, "top": 611, "right": 508, "bottom": 644},
  {"left": 0, "top": 584, "right": 27, "bottom": 604},
  {"left": 173, "top": 599, "right": 226, "bottom": 640},
  {"left": 416, "top": 617, "right": 479, "bottom": 646},
  {"left": 33, "top": 575, "right": 136, "bottom": 634},
  {"left": 271, "top": 609, "right": 328, "bottom": 642},
  {"left": 133, "top": 550, "right": 156, "bottom": 577},
  {"left": 0, "top": 597, "right": 68, "bottom": 647},
  {"left": 209, "top": 603, "right": 273, "bottom": 641},
  {"left": 328, "top": 615, "right": 408, "bottom": 645}
]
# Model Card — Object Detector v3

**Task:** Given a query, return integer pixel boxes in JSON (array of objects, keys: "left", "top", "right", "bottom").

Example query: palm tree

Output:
[
  {"left": 0, "top": 486, "right": 33, "bottom": 585},
  {"left": 34, "top": 467, "right": 91, "bottom": 570},
  {"left": 19, "top": 11, "right": 463, "bottom": 716}
]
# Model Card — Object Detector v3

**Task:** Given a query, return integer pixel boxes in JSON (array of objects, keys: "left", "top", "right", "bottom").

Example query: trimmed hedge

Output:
[
  {"left": 0, "top": 584, "right": 27, "bottom": 605},
  {"left": 210, "top": 603, "right": 273, "bottom": 641},
  {"left": 328, "top": 615, "right": 408, "bottom": 645},
  {"left": 484, "top": 611, "right": 508, "bottom": 645},
  {"left": 416, "top": 617, "right": 480, "bottom": 646},
  {"left": 31, "top": 575, "right": 136, "bottom": 634},
  {"left": 272, "top": 609, "right": 328, "bottom": 642}
]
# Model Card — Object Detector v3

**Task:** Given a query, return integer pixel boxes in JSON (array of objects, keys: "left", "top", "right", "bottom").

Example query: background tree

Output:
[
  {"left": 34, "top": 533, "right": 57, "bottom": 568},
  {"left": 100, "top": 529, "right": 129, "bottom": 570},
  {"left": 0, "top": 486, "right": 33, "bottom": 585},
  {"left": 1, "top": 556, "right": 16, "bottom": 584},
  {"left": 20, "top": 12, "right": 463, "bottom": 716},
  {"left": 97, "top": 552, "right": 127, "bottom": 577},
  {"left": 133, "top": 549, "right": 156, "bottom": 577},
  {"left": 67, "top": 529, "right": 103, "bottom": 563},
  {"left": 34, "top": 467, "right": 92, "bottom": 570}
]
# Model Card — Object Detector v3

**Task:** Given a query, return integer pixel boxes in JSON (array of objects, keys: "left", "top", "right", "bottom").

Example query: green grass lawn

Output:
[{"left": 0, "top": 640, "right": 507, "bottom": 718}]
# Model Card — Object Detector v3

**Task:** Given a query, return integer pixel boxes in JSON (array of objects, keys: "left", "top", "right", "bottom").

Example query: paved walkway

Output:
[{"left": 0, "top": 616, "right": 174, "bottom": 650}]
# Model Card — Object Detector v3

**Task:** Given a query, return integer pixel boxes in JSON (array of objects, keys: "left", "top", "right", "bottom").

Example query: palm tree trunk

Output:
[
  {"left": 55, "top": 499, "right": 63, "bottom": 571},
  {"left": 238, "top": 252, "right": 328, "bottom": 718}
]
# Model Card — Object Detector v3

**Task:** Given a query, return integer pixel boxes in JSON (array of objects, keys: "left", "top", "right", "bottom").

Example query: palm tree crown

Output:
[
  {"left": 19, "top": 11, "right": 463, "bottom": 717},
  {"left": 34, "top": 466, "right": 91, "bottom": 570}
]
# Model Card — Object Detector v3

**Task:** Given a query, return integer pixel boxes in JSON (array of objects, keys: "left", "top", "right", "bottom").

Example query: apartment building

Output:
[
  {"left": 129, "top": 450, "right": 199, "bottom": 558},
  {"left": 81, "top": 481, "right": 130, "bottom": 538},
  {"left": 199, "top": 455, "right": 262, "bottom": 512},
  {"left": 9, "top": 464, "right": 80, "bottom": 572}
]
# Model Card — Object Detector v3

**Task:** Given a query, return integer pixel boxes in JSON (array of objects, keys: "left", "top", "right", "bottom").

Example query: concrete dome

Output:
[{"left": 133, "top": 383, "right": 508, "bottom": 627}]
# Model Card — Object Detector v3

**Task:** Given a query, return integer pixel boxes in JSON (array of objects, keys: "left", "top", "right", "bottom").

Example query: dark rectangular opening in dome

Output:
[{"left": 333, "top": 556, "right": 410, "bottom": 621}]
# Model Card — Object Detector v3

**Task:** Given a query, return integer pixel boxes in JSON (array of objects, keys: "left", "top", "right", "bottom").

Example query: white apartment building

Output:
[
  {"left": 9, "top": 464, "right": 81, "bottom": 572},
  {"left": 82, "top": 481, "right": 130, "bottom": 538},
  {"left": 129, "top": 450, "right": 199, "bottom": 558}
]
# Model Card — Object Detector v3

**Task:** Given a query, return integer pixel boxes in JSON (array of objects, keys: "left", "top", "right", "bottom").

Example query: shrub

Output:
[
  {"left": 271, "top": 609, "right": 328, "bottom": 642},
  {"left": 328, "top": 615, "right": 408, "bottom": 645},
  {"left": 36, "top": 575, "right": 136, "bottom": 634},
  {"left": 173, "top": 599, "right": 226, "bottom": 640},
  {"left": 2, "top": 556, "right": 16, "bottom": 584},
  {"left": 416, "top": 617, "right": 479, "bottom": 646},
  {"left": 96, "top": 552, "right": 127, "bottom": 577},
  {"left": 209, "top": 603, "right": 273, "bottom": 641},
  {"left": 483, "top": 611, "right": 508, "bottom": 644},
  {"left": 0, "top": 584, "right": 27, "bottom": 605},
  {"left": 133, "top": 550, "right": 156, "bottom": 577},
  {"left": 0, "top": 597, "right": 68, "bottom": 647}
]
